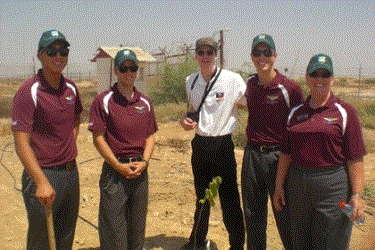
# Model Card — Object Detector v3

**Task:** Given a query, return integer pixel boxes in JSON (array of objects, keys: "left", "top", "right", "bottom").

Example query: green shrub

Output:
[{"left": 150, "top": 56, "right": 198, "bottom": 105}]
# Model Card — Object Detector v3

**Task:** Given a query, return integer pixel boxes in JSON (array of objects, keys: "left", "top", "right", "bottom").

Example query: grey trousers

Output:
[
  {"left": 241, "top": 144, "right": 291, "bottom": 250},
  {"left": 99, "top": 162, "right": 148, "bottom": 250},
  {"left": 22, "top": 161, "right": 79, "bottom": 250},
  {"left": 287, "top": 164, "right": 352, "bottom": 250}
]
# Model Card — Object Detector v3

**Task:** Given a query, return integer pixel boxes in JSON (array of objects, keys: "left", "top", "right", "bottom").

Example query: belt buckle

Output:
[{"left": 128, "top": 156, "right": 140, "bottom": 162}]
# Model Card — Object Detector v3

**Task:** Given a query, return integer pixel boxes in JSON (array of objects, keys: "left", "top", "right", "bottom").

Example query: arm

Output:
[
  {"left": 72, "top": 115, "right": 80, "bottom": 141},
  {"left": 92, "top": 131, "right": 138, "bottom": 179},
  {"left": 347, "top": 157, "right": 365, "bottom": 221},
  {"left": 14, "top": 131, "right": 55, "bottom": 208},
  {"left": 132, "top": 133, "right": 156, "bottom": 175},
  {"left": 273, "top": 153, "right": 292, "bottom": 211}
]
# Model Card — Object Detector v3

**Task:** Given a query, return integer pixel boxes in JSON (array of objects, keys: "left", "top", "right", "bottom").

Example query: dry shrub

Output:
[{"left": 154, "top": 102, "right": 187, "bottom": 124}]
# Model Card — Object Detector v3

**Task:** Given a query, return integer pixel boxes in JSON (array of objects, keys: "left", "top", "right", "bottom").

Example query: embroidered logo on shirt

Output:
[
  {"left": 216, "top": 92, "right": 225, "bottom": 102},
  {"left": 65, "top": 95, "right": 75, "bottom": 104},
  {"left": 135, "top": 105, "right": 145, "bottom": 113},
  {"left": 297, "top": 113, "right": 309, "bottom": 121},
  {"left": 266, "top": 95, "right": 279, "bottom": 104},
  {"left": 323, "top": 117, "right": 338, "bottom": 124}
]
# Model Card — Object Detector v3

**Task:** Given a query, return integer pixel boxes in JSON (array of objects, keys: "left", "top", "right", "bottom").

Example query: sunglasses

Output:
[
  {"left": 118, "top": 65, "right": 138, "bottom": 73},
  {"left": 309, "top": 71, "right": 332, "bottom": 78},
  {"left": 196, "top": 50, "right": 215, "bottom": 56},
  {"left": 252, "top": 49, "right": 273, "bottom": 57},
  {"left": 44, "top": 47, "right": 70, "bottom": 57}
]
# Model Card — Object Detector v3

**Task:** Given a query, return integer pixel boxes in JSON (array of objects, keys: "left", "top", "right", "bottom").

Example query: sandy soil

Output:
[{"left": 0, "top": 122, "right": 374, "bottom": 250}]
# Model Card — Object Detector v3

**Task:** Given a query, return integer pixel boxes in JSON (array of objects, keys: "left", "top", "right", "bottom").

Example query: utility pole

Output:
[
  {"left": 219, "top": 30, "right": 224, "bottom": 68},
  {"left": 357, "top": 63, "right": 362, "bottom": 98}
]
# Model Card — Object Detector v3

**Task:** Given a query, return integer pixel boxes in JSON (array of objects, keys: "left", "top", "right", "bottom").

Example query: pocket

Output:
[{"left": 99, "top": 166, "right": 118, "bottom": 194}]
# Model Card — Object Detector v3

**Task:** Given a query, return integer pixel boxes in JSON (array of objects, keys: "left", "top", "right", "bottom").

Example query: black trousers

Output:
[
  {"left": 98, "top": 162, "right": 148, "bottom": 250},
  {"left": 287, "top": 165, "right": 352, "bottom": 250},
  {"left": 22, "top": 161, "right": 79, "bottom": 250},
  {"left": 241, "top": 144, "right": 291, "bottom": 250},
  {"left": 189, "top": 134, "right": 245, "bottom": 249}
]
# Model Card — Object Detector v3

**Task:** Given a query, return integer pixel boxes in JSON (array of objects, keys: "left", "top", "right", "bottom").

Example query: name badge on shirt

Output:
[{"left": 297, "top": 113, "right": 309, "bottom": 121}]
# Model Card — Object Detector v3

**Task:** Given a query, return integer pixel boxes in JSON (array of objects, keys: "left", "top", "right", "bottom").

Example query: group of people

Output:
[{"left": 11, "top": 29, "right": 365, "bottom": 250}]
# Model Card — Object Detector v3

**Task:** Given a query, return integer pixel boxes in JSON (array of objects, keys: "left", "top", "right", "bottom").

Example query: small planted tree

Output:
[{"left": 194, "top": 176, "right": 222, "bottom": 250}]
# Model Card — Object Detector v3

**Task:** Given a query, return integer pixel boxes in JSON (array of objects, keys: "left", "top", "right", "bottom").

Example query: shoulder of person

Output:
[{"left": 334, "top": 96, "right": 357, "bottom": 114}]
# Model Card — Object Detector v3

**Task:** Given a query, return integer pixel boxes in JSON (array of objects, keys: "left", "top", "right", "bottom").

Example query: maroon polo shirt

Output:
[
  {"left": 88, "top": 84, "right": 158, "bottom": 157},
  {"left": 281, "top": 93, "right": 367, "bottom": 168},
  {"left": 245, "top": 70, "right": 304, "bottom": 145},
  {"left": 11, "top": 69, "right": 82, "bottom": 167}
]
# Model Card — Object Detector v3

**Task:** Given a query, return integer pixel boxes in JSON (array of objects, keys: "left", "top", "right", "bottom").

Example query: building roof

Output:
[{"left": 91, "top": 46, "right": 156, "bottom": 63}]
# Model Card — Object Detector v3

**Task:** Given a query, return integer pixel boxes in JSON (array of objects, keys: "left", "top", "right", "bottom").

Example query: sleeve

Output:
[
  {"left": 74, "top": 86, "right": 83, "bottom": 116},
  {"left": 234, "top": 73, "right": 247, "bottom": 103},
  {"left": 342, "top": 105, "right": 367, "bottom": 160},
  {"left": 11, "top": 85, "right": 35, "bottom": 132},
  {"left": 147, "top": 101, "right": 158, "bottom": 136},
  {"left": 88, "top": 95, "right": 107, "bottom": 132}
]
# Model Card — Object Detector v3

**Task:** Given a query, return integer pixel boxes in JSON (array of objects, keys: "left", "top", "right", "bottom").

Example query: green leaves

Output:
[{"left": 199, "top": 176, "right": 222, "bottom": 207}]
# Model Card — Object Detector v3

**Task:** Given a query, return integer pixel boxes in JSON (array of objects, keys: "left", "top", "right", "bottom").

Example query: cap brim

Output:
[{"left": 307, "top": 65, "right": 333, "bottom": 75}]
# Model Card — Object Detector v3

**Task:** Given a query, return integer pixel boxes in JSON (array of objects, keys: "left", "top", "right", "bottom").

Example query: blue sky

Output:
[{"left": 0, "top": 0, "right": 374, "bottom": 78}]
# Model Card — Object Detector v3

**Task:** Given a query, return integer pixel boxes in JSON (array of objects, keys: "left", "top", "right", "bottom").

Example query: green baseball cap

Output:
[
  {"left": 114, "top": 49, "right": 139, "bottom": 67},
  {"left": 252, "top": 33, "right": 276, "bottom": 51},
  {"left": 195, "top": 37, "right": 218, "bottom": 51},
  {"left": 38, "top": 30, "right": 70, "bottom": 52},
  {"left": 306, "top": 54, "right": 334, "bottom": 75}
]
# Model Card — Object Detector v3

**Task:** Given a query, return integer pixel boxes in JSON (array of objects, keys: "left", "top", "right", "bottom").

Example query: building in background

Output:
[{"left": 91, "top": 47, "right": 156, "bottom": 94}]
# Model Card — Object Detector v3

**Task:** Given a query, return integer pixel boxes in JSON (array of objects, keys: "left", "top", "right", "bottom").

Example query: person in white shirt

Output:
[{"left": 179, "top": 37, "right": 246, "bottom": 250}]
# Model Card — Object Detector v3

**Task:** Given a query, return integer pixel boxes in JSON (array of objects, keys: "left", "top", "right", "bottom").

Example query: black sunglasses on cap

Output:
[
  {"left": 252, "top": 49, "right": 273, "bottom": 57},
  {"left": 309, "top": 71, "right": 332, "bottom": 78},
  {"left": 196, "top": 50, "right": 215, "bottom": 56},
  {"left": 118, "top": 65, "right": 138, "bottom": 73},
  {"left": 44, "top": 47, "right": 69, "bottom": 57}
]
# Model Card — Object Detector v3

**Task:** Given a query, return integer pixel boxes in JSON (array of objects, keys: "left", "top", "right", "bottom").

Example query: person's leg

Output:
[
  {"left": 265, "top": 150, "right": 292, "bottom": 250},
  {"left": 241, "top": 144, "right": 268, "bottom": 250},
  {"left": 127, "top": 172, "right": 149, "bottom": 250},
  {"left": 52, "top": 166, "right": 80, "bottom": 250},
  {"left": 287, "top": 166, "right": 312, "bottom": 249},
  {"left": 98, "top": 163, "right": 129, "bottom": 250},
  {"left": 188, "top": 136, "right": 211, "bottom": 246},
  {"left": 309, "top": 166, "right": 352, "bottom": 250},
  {"left": 215, "top": 137, "right": 244, "bottom": 250},
  {"left": 22, "top": 171, "right": 50, "bottom": 250}
]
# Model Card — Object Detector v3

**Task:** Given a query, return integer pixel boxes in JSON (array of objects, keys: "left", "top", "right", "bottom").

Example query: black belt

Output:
[
  {"left": 249, "top": 143, "right": 280, "bottom": 153},
  {"left": 48, "top": 160, "right": 76, "bottom": 171},
  {"left": 117, "top": 156, "right": 143, "bottom": 163}
]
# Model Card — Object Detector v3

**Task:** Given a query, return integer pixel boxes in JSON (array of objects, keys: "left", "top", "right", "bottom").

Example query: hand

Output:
[
  {"left": 35, "top": 182, "right": 56, "bottom": 209},
  {"left": 180, "top": 117, "right": 197, "bottom": 131},
  {"left": 273, "top": 186, "right": 286, "bottom": 212},
  {"left": 129, "top": 161, "right": 148, "bottom": 177},
  {"left": 116, "top": 163, "right": 138, "bottom": 179},
  {"left": 349, "top": 194, "right": 365, "bottom": 222}
]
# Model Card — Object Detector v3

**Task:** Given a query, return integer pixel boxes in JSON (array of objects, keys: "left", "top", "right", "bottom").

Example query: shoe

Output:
[{"left": 179, "top": 240, "right": 210, "bottom": 250}]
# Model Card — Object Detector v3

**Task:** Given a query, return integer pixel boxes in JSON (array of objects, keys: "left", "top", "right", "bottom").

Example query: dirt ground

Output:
[{"left": 0, "top": 121, "right": 375, "bottom": 249}]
